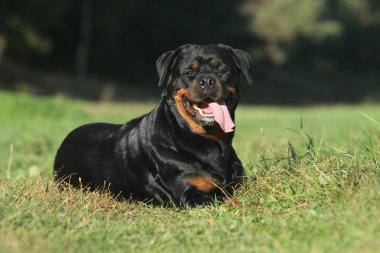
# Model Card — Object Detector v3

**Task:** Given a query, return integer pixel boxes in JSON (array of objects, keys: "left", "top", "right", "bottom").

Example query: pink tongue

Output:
[{"left": 202, "top": 102, "right": 235, "bottom": 132}]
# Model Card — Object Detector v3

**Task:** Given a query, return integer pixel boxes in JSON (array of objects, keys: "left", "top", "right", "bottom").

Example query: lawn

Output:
[{"left": 0, "top": 90, "right": 379, "bottom": 253}]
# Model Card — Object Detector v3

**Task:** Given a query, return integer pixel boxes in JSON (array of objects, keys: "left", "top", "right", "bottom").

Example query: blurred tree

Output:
[
  {"left": 242, "top": 0, "right": 342, "bottom": 65},
  {"left": 334, "top": 0, "right": 380, "bottom": 70},
  {"left": 0, "top": 35, "right": 6, "bottom": 67},
  {"left": 88, "top": 0, "right": 251, "bottom": 82},
  {"left": 0, "top": 0, "right": 78, "bottom": 65},
  {"left": 75, "top": 0, "right": 92, "bottom": 78},
  {"left": 0, "top": 0, "right": 379, "bottom": 87},
  {"left": 0, "top": 0, "right": 250, "bottom": 82}
]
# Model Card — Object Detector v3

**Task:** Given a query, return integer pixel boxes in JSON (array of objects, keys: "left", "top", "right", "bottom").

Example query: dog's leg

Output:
[{"left": 172, "top": 176, "right": 224, "bottom": 207}]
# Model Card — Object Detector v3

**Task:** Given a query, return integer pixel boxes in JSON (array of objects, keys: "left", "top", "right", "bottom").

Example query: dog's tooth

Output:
[
  {"left": 199, "top": 110, "right": 214, "bottom": 117},
  {"left": 192, "top": 104, "right": 203, "bottom": 114},
  {"left": 191, "top": 103, "right": 215, "bottom": 118}
]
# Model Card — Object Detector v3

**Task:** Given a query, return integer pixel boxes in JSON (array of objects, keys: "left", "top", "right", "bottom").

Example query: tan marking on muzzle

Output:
[{"left": 173, "top": 89, "right": 225, "bottom": 140}]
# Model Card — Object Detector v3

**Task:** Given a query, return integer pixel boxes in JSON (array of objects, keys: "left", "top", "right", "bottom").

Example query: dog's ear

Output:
[
  {"left": 231, "top": 48, "right": 253, "bottom": 84},
  {"left": 156, "top": 50, "right": 178, "bottom": 87},
  {"left": 218, "top": 44, "right": 253, "bottom": 84}
]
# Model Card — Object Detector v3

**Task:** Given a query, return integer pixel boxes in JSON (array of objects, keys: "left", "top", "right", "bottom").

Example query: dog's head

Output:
[{"left": 156, "top": 44, "right": 252, "bottom": 138}]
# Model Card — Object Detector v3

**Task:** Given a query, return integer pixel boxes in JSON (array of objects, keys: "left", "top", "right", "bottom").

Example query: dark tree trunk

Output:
[{"left": 75, "top": 0, "right": 92, "bottom": 79}]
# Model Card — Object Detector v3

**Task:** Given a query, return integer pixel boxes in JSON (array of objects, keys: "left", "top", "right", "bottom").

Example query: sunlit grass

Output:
[{"left": 0, "top": 91, "right": 380, "bottom": 253}]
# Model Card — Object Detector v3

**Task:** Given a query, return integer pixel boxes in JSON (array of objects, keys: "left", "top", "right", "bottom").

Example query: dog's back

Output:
[{"left": 54, "top": 123, "right": 124, "bottom": 190}]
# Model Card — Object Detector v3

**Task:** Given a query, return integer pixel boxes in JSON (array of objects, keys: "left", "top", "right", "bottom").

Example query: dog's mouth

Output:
[
  {"left": 182, "top": 96, "right": 234, "bottom": 132},
  {"left": 183, "top": 97, "right": 215, "bottom": 121}
]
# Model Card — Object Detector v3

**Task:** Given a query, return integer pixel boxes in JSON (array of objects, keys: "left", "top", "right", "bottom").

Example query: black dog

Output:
[{"left": 54, "top": 44, "right": 252, "bottom": 207}]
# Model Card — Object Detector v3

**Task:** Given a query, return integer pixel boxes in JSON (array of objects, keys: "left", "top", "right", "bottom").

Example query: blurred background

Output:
[{"left": 0, "top": 0, "right": 379, "bottom": 104}]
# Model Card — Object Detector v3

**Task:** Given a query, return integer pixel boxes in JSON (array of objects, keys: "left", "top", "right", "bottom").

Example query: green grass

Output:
[{"left": 0, "top": 90, "right": 380, "bottom": 253}]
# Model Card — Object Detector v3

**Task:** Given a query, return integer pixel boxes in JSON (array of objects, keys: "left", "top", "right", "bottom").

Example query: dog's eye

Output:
[
  {"left": 184, "top": 70, "right": 194, "bottom": 77},
  {"left": 217, "top": 68, "right": 227, "bottom": 75}
]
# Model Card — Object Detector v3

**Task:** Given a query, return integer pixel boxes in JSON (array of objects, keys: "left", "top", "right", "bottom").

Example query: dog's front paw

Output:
[{"left": 182, "top": 192, "right": 224, "bottom": 208}]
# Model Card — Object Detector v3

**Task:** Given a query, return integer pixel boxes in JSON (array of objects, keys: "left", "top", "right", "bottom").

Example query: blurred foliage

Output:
[
  {"left": 243, "top": 0, "right": 380, "bottom": 70},
  {"left": 0, "top": 0, "right": 250, "bottom": 81},
  {"left": 243, "top": 0, "right": 342, "bottom": 64},
  {"left": 0, "top": 0, "right": 380, "bottom": 82}
]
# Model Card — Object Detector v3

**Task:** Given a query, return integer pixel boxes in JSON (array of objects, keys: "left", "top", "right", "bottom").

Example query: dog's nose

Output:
[{"left": 199, "top": 78, "right": 216, "bottom": 90}]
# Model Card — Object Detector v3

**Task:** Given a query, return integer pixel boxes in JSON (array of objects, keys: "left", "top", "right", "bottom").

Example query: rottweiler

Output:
[{"left": 54, "top": 44, "right": 253, "bottom": 207}]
